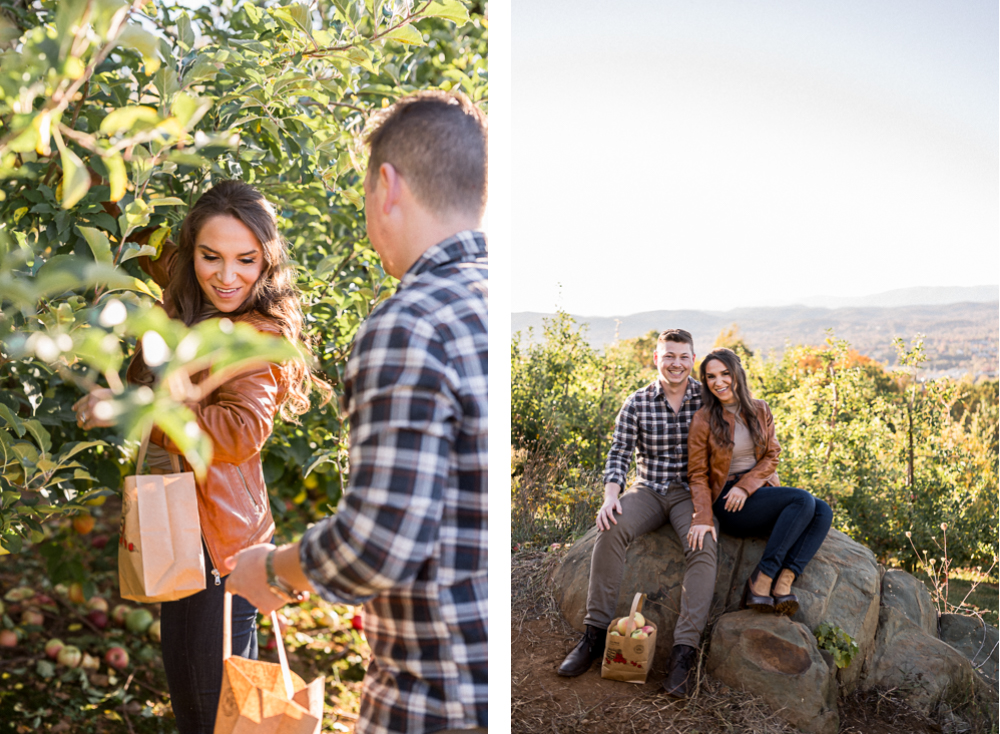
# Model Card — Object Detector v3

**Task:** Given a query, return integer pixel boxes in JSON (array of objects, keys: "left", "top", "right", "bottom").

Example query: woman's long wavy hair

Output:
[
  {"left": 699, "top": 348, "right": 765, "bottom": 450},
  {"left": 166, "top": 180, "right": 331, "bottom": 421}
]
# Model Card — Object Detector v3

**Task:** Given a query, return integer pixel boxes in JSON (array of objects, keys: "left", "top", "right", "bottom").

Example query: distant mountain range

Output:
[
  {"left": 784, "top": 285, "right": 998, "bottom": 310},
  {"left": 511, "top": 288, "right": 999, "bottom": 378}
]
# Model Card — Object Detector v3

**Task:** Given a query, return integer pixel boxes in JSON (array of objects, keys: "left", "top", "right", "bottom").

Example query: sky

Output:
[{"left": 511, "top": 0, "right": 1000, "bottom": 316}]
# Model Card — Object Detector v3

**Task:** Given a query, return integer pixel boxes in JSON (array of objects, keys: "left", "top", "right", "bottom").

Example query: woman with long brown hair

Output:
[
  {"left": 73, "top": 180, "right": 329, "bottom": 733},
  {"left": 687, "top": 348, "right": 831, "bottom": 616}
]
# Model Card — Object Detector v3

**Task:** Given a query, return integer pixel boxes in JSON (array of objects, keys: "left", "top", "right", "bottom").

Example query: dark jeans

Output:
[
  {"left": 714, "top": 482, "right": 832, "bottom": 579},
  {"left": 160, "top": 547, "right": 258, "bottom": 734}
]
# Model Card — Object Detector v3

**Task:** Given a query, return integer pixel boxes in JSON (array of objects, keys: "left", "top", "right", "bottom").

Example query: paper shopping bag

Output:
[
  {"left": 601, "top": 592, "right": 658, "bottom": 684},
  {"left": 215, "top": 593, "right": 325, "bottom": 734},
  {"left": 118, "top": 432, "right": 205, "bottom": 603}
]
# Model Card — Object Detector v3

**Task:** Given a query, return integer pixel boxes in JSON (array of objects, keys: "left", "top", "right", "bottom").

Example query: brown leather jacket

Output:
[
  {"left": 687, "top": 399, "right": 781, "bottom": 526},
  {"left": 126, "top": 245, "right": 282, "bottom": 576}
]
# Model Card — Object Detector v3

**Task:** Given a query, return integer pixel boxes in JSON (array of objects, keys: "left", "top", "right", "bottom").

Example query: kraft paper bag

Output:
[
  {"left": 118, "top": 433, "right": 205, "bottom": 603},
  {"left": 601, "top": 592, "right": 658, "bottom": 684},
  {"left": 214, "top": 592, "right": 324, "bottom": 734}
]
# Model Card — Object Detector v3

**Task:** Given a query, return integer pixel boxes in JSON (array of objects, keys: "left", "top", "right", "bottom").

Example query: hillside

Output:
[{"left": 511, "top": 302, "right": 999, "bottom": 378}]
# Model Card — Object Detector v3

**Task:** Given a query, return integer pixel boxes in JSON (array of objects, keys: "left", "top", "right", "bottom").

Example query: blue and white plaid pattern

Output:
[
  {"left": 603, "top": 377, "right": 703, "bottom": 493},
  {"left": 300, "top": 231, "right": 488, "bottom": 734}
]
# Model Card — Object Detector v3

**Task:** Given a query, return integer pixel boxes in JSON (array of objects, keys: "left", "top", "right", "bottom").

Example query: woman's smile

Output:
[
  {"left": 193, "top": 214, "right": 264, "bottom": 313},
  {"left": 703, "top": 358, "right": 738, "bottom": 405}
]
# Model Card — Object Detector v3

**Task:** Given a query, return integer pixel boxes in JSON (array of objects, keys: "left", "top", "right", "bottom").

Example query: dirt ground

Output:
[{"left": 511, "top": 548, "right": 984, "bottom": 734}]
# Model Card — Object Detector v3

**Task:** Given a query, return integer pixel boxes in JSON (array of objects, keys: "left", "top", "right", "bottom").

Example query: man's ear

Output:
[{"left": 379, "top": 162, "right": 402, "bottom": 214}]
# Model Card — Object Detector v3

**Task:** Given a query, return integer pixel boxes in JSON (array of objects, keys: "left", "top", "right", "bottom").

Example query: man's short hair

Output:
[
  {"left": 656, "top": 329, "right": 694, "bottom": 352},
  {"left": 364, "top": 90, "right": 487, "bottom": 218}
]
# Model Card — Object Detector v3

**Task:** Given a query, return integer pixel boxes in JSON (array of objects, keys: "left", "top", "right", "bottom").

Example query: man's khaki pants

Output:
[{"left": 582, "top": 482, "right": 718, "bottom": 649}]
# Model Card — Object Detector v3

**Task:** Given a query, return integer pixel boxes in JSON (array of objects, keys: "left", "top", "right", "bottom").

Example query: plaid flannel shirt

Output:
[
  {"left": 603, "top": 377, "right": 703, "bottom": 494},
  {"left": 300, "top": 231, "right": 488, "bottom": 734}
]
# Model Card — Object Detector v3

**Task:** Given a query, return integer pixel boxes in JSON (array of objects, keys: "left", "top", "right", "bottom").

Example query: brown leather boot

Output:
[
  {"left": 661, "top": 644, "right": 698, "bottom": 698},
  {"left": 557, "top": 625, "right": 606, "bottom": 677}
]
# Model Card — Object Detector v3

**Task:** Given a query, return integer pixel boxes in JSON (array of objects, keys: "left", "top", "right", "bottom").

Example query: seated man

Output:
[{"left": 557, "top": 329, "right": 718, "bottom": 698}]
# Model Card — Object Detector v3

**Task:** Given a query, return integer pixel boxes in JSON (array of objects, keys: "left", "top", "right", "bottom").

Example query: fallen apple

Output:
[
  {"left": 4, "top": 587, "right": 34, "bottom": 602},
  {"left": 87, "top": 610, "right": 109, "bottom": 630},
  {"left": 53, "top": 583, "right": 69, "bottom": 597},
  {"left": 0, "top": 630, "right": 18, "bottom": 647},
  {"left": 87, "top": 597, "right": 109, "bottom": 613},
  {"left": 90, "top": 534, "right": 109, "bottom": 550},
  {"left": 147, "top": 620, "right": 161, "bottom": 642},
  {"left": 21, "top": 608, "right": 44, "bottom": 627},
  {"left": 57, "top": 645, "right": 82, "bottom": 668},
  {"left": 45, "top": 638, "right": 65, "bottom": 659},
  {"left": 68, "top": 582, "right": 85, "bottom": 605},
  {"left": 111, "top": 604, "right": 131, "bottom": 626},
  {"left": 81, "top": 653, "right": 100, "bottom": 670},
  {"left": 32, "top": 593, "right": 55, "bottom": 607},
  {"left": 105, "top": 646, "right": 129, "bottom": 670},
  {"left": 125, "top": 608, "right": 154, "bottom": 634}
]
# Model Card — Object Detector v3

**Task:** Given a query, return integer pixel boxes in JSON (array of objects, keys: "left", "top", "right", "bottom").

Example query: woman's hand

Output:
[
  {"left": 723, "top": 486, "right": 749, "bottom": 512},
  {"left": 72, "top": 388, "right": 116, "bottom": 430},
  {"left": 686, "top": 523, "right": 717, "bottom": 550}
]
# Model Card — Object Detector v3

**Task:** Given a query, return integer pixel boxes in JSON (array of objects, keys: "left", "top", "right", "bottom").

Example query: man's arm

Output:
[{"left": 596, "top": 398, "right": 638, "bottom": 530}]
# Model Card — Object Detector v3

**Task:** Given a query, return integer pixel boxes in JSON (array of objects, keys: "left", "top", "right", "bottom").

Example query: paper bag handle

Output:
[
  {"left": 135, "top": 426, "right": 181, "bottom": 475},
  {"left": 222, "top": 591, "right": 295, "bottom": 701},
  {"left": 629, "top": 592, "right": 645, "bottom": 618}
]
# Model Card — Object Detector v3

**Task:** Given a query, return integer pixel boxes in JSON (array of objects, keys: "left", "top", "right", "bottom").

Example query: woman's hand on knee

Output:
[
  {"left": 686, "top": 523, "right": 717, "bottom": 551},
  {"left": 723, "top": 487, "right": 749, "bottom": 512}
]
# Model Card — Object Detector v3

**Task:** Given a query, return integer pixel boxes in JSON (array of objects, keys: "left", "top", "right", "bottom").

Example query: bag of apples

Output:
[{"left": 601, "top": 592, "right": 657, "bottom": 683}]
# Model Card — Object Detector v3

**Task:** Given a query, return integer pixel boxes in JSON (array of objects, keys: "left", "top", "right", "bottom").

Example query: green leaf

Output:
[
  {"left": 245, "top": 2, "right": 263, "bottom": 24},
  {"left": 105, "top": 151, "right": 127, "bottom": 202},
  {"left": 425, "top": 0, "right": 470, "bottom": 25},
  {"left": 342, "top": 187, "right": 364, "bottom": 209},
  {"left": 118, "top": 24, "right": 162, "bottom": 74},
  {"left": 58, "top": 144, "right": 90, "bottom": 209},
  {"left": 22, "top": 420, "right": 51, "bottom": 455},
  {"left": 120, "top": 244, "right": 158, "bottom": 263},
  {"left": 147, "top": 197, "right": 186, "bottom": 207},
  {"left": 0, "top": 406, "right": 24, "bottom": 438},
  {"left": 77, "top": 226, "right": 113, "bottom": 264},
  {"left": 177, "top": 12, "right": 195, "bottom": 50},
  {"left": 99, "top": 106, "right": 160, "bottom": 135},
  {"left": 57, "top": 441, "right": 107, "bottom": 464},
  {"left": 382, "top": 25, "right": 424, "bottom": 46}
]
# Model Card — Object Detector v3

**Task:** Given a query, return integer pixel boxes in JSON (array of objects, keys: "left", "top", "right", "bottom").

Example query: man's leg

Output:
[
  {"left": 558, "top": 485, "right": 667, "bottom": 677},
  {"left": 662, "top": 484, "right": 718, "bottom": 697}
]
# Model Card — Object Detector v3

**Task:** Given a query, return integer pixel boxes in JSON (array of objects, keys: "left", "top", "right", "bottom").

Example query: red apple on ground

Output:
[
  {"left": 105, "top": 646, "right": 129, "bottom": 670},
  {"left": 90, "top": 534, "right": 109, "bottom": 550},
  {"left": 21, "top": 608, "right": 44, "bottom": 626},
  {"left": 45, "top": 638, "right": 64, "bottom": 659},
  {"left": 87, "top": 597, "right": 108, "bottom": 613},
  {"left": 111, "top": 604, "right": 131, "bottom": 626},
  {"left": 0, "top": 630, "right": 18, "bottom": 647},
  {"left": 87, "top": 610, "right": 109, "bottom": 630},
  {"left": 57, "top": 645, "right": 82, "bottom": 668},
  {"left": 32, "top": 593, "right": 55, "bottom": 607}
]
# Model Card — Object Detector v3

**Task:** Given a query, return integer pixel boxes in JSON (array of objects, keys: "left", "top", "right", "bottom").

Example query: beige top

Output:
[{"left": 725, "top": 404, "right": 757, "bottom": 476}]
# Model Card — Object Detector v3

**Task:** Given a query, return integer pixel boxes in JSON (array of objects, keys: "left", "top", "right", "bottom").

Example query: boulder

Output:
[
  {"left": 553, "top": 525, "right": 879, "bottom": 690},
  {"left": 939, "top": 613, "right": 999, "bottom": 684},
  {"left": 881, "top": 569, "right": 937, "bottom": 636},
  {"left": 864, "top": 605, "right": 976, "bottom": 712},
  {"left": 706, "top": 611, "right": 838, "bottom": 734}
]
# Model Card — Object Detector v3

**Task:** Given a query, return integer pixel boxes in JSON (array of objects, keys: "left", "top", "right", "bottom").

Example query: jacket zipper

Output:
[
  {"left": 235, "top": 465, "right": 259, "bottom": 509},
  {"left": 202, "top": 533, "right": 222, "bottom": 586}
]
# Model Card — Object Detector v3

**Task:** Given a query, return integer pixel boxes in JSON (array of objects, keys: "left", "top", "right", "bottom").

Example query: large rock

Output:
[
  {"left": 864, "top": 605, "right": 976, "bottom": 712},
  {"left": 881, "top": 569, "right": 937, "bottom": 637},
  {"left": 707, "top": 611, "right": 839, "bottom": 734},
  {"left": 939, "top": 613, "right": 999, "bottom": 684},
  {"left": 552, "top": 525, "right": 879, "bottom": 690}
]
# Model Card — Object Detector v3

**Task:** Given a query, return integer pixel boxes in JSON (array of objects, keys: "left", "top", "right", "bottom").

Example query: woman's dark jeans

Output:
[
  {"left": 160, "top": 547, "right": 258, "bottom": 734},
  {"left": 714, "top": 482, "right": 833, "bottom": 579}
]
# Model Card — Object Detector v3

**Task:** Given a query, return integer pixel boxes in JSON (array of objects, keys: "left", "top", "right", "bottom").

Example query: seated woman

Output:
[{"left": 687, "top": 348, "right": 832, "bottom": 615}]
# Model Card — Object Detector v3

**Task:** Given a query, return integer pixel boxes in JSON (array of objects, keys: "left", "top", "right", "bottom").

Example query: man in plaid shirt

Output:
[
  {"left": 557, "top": 329, "right": 717, "bottom": 698},
  {"left": 227, "top": 91, "right": 488, "bottom": 733}
]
